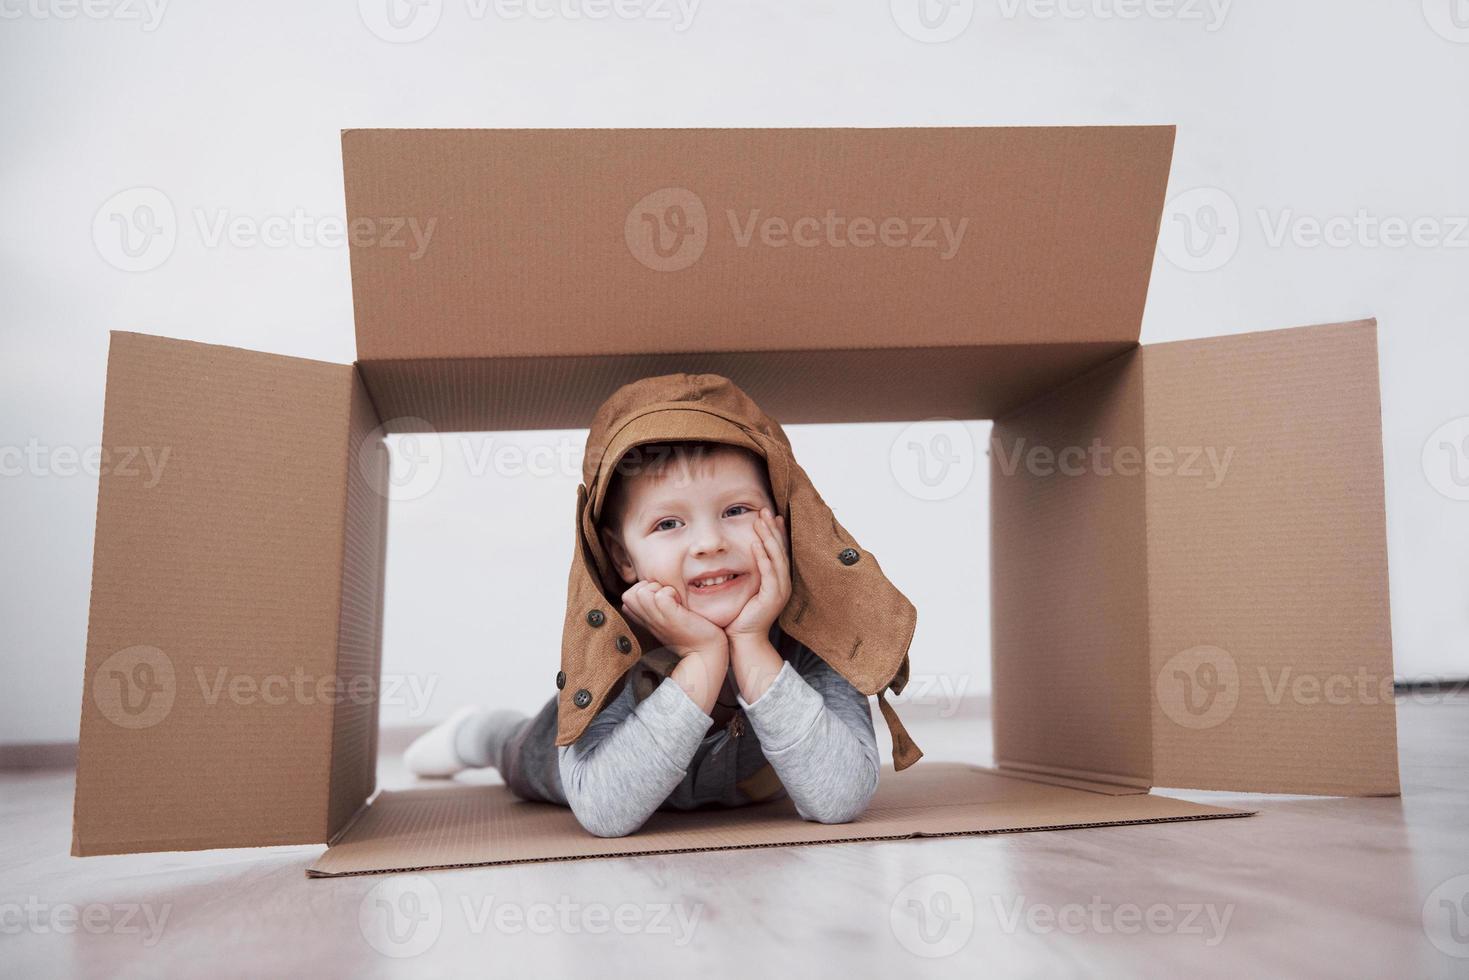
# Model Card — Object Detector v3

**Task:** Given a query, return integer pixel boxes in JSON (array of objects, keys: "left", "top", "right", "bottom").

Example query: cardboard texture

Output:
[
  {"left": 307, "top": 763, "right": 1251, "bottom": 878},
  {"left": 73, "top": 334, "right": 386, "bottom": 855},
  {"left": 342, "top": 126, "right": 1169, "bottom": 429},
  {"left": 992, "top": 320, "right": 1398, "bottom": 797},
  {"left": 72, "top": 126, "right": 1398, "bottom": 876}
]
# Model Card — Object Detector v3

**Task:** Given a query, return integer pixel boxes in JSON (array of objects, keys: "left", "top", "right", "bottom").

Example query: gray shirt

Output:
[{"left": 556, "top": 632, "right": 881, "bottom": 838}]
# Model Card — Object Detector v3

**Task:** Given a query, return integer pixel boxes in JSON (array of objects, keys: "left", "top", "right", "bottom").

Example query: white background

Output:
[{"left": 2, "top": 0, "right": 1465, "bottom": 742}]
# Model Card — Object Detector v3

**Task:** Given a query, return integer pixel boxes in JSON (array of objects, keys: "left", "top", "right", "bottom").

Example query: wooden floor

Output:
[{"left": 3, "top": 696, "right": 1467, "bottom": 978}]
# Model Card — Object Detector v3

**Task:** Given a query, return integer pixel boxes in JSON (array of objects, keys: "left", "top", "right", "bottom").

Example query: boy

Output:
[{"left": 406, "top": 374, "right": 922, "bottom": 837}]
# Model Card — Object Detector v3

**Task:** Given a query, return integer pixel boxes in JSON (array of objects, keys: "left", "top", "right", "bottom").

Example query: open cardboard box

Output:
[{"left": 71, "top": 127, "right": 1399, "bottom": 877}]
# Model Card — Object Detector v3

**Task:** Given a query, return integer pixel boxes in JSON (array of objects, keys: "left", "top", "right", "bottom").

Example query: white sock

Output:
[
  {"left": 404, "top": 705, "right": 483, "bottom": 778},
  {"left": 403, "top": 705, "right": 530, "bottom": 778},
  {"left": 454, "top": 707, "right": 529, "bottom": 769}
]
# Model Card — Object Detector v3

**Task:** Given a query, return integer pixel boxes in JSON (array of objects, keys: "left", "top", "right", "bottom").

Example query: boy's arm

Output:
[
  {"left": 734, "top": 638, "right": 881, "bottom": 824},
  {"left": 557, "top": 669, "right": 714, "bottom": 838}
]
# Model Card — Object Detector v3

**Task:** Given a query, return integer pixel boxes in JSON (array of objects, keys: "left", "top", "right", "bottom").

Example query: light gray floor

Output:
[{"left": 2, "top": 696, "right": 1467, "bottom": 978}]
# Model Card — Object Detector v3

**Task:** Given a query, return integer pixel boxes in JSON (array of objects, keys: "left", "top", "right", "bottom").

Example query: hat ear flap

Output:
[
  {"left": 776, "top": 466, "right": 924, "bottom": 771},
  {"left": 741, "top": 428, "right": 792, "bottom": 515},
  {"left": 776, "top": 462, "right": 917, "bottom": 698},
  {"left": 557, "top": 482, "right": 647, "bottom": 747},
  {"left": 580, "top": 480, "right": 617, "bottom": 597}
]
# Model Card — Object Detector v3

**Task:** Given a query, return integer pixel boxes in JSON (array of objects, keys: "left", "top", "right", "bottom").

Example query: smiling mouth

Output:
[{"left": 689, "top": 572, "right": 745, "bottom": 594}]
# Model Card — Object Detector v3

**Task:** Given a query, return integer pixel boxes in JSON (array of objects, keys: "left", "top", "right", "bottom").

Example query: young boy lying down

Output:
[{"left": 406, "top": 373, "right": 923, "bottom": 837}]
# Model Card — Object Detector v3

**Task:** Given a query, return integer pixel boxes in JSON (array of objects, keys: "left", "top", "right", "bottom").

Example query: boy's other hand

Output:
[
  {"left": 726, "top": 508, "right": 791, "bottom": 642},
  {"left": 620, "top": 580, "right": 729, "bottom": 659}
]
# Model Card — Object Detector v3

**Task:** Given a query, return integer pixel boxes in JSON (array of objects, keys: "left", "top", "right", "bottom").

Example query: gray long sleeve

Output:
[
  {"left": 736, "top": 653, "right": 881, "bottom": 824},
  {"left": 557, "top": 673, "right": 715, "bottom": 838},
  {"left": 557, "top": 636, "right": 881, "bottom": 838}
]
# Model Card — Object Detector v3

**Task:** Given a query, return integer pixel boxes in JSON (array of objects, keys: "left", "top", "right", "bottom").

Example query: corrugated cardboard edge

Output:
[
  {"left": 325, "top": 793, "right": 378, "bottom": 848},
  {"left": 321, "top": 366, "right": 390, "bottom": 841},
  {"left": 993, "top": 761, "right": 1153, "bottom": 795}
]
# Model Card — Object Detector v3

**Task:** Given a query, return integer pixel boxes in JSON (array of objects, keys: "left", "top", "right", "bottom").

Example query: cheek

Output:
[
  {"left": 638, "top": 542, "right": 682, "bottom": 580},
  {"left": 736, "top": 524, "right": 783, "bottom": 566},
  {"left": 733, "top": 525, "right": 763, "bottom": 554}
]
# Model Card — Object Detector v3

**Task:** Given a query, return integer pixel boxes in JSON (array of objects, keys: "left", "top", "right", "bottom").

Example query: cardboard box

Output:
[{"left": 71, "top": 127, "right": 1398, "bottom": 877}]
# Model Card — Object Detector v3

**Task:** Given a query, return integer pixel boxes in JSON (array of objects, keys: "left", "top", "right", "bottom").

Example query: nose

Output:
[{"left": 688, "top": 515, "right": 728, "bottom": 559}]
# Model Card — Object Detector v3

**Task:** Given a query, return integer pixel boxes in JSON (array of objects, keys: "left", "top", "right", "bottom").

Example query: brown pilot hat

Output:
[{"left": 555, "top": 372, "right": 923, "bottom": 771}]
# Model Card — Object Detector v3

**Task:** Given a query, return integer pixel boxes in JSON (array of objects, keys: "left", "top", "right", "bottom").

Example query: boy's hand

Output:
[
  {"left": 725, "top": 508, "right": 791, "bottom": 642},
  {"left": 620, "top": 580, "right": 728, "bottom": 659}
]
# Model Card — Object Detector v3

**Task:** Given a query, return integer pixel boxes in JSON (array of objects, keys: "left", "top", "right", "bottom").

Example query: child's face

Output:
[{"left": 602, "top": 450, "right": 779, "bottom": 630}]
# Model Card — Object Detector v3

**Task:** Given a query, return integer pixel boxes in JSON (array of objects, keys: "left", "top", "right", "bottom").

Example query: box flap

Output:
[
  {"left": 342, "top": 126, "right": 1173, "bottom": 428},
  {"left": 355, "top": 341, "right": 1137, "bottom": 432},
  {"left": 1141, "top": 319, "right": 1399, "bottom": 796},
  {"left": 72, "top": 332, "right": 388, "bottom": 856},
  {"left": 307, "top": 762, "right": 1251, "bottom": 877},
  {"left": 990, "top": 349, "right": 1154, "bottom": 790},
  {"left": 990, "top": 319, "right": 1397, "bottom": 797}
]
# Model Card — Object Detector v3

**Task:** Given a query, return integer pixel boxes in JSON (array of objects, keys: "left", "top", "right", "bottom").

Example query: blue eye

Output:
[
  {"left": 726, "top": 505, "right": 752, "bottom": 517},
  {"left": 653, "top": 518, "right": 681, "bottom": 532}
]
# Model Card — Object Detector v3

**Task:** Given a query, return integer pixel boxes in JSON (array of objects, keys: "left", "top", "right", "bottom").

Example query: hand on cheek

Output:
[
  {"left": 725, "top": 508, "right": 791, "bottom": 641},
  {"left": 620, "top": 579, "right": 728, "bottom": 658}
]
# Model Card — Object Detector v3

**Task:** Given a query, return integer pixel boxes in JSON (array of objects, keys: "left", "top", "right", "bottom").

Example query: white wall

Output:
[
  {"left": 3, "top": 1, "right": 1465, "bottom": 741},
  {"left": 374, "top": 422, "right": 991, "bottom": 725}
]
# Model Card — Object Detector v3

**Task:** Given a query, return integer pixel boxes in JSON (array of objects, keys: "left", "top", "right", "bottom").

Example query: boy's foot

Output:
[
  {"left": 404, "top": 705, "right": 483, "bottom": 778},
  {"left": 403, "top": 705, "right": 531, "bottom": 778}
]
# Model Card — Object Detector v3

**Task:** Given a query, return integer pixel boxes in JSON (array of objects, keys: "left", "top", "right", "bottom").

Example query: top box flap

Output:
[
  {"left": 72, "top": 333, "right": 387, "bottom": 856},
  {"left": 342, "top": 126, "right": 1174, "bottom": 364},
  {"left": 1142, "top": 320, "right": 1399, "bottom": 796}
]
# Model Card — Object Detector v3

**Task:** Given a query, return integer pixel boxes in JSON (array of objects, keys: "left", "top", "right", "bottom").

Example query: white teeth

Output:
[{"left": 693, "top": 574, "right": 736, "bottom": 588}]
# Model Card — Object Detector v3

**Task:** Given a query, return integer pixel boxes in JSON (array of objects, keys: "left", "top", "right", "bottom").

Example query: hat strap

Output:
[{"left": 877, "top": 690, "right": 924, "bottom": 771}]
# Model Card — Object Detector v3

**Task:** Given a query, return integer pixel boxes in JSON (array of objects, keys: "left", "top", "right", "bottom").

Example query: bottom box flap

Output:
[{"left": 306, "top": 761, "right": 1252, "bottom": 877}]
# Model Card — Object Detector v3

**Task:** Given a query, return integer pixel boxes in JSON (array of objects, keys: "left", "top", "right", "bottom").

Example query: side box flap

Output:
[
  {"left": 1142, "top": 319, "right": 1399, "bottom": 796},
  {"left": 72, "top": 332, "right": 388, "bottom": 856},
  {"left": 990, "top": 347, "right": 1155, "bottom": 791}
]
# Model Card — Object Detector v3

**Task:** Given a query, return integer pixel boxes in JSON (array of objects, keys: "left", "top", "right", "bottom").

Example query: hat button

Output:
[
  {"left": 587, "top": 609, "right": 606, "bottom": 627},
  {"left": 574, "top": 688, "right": 592, "bottom": 708},
  {"left": 616, "top": 634, "right": 632, "bottom": 654},
  {"left": 838, "top": 547, "right": 860, "bottom": 566},
  {"left": 556, "top": 670, "right": 566, "bottom": 690}
]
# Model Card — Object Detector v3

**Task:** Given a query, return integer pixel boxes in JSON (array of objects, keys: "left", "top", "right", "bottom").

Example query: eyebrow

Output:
[{"left": 633, "top": 484, "right": 769, "bottom": 526}]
